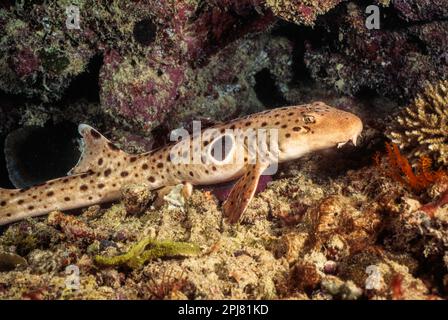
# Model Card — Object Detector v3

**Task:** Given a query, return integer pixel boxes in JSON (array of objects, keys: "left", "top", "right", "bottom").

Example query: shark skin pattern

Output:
[{"left": 0, "top": 102, "right": 363, "bottom": 226}]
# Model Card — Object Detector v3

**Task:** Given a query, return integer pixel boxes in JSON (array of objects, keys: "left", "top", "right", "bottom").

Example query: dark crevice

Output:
[
  {"left": 60, "top": 53, "right": 102, "bottom": 105},
  {"left": 254, "top": 68, "right": 288, "bottom": 108},
  {"left": 272, "top": 21, "right": 326, "bottom": 84},
  {"left": 3, "top": 121, "right": 80, "bottom": 189}
]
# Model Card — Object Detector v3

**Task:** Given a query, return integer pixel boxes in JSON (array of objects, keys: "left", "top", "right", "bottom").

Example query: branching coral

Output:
[{"left": 390, "top": 80, "right": 448, "bottom": 167}]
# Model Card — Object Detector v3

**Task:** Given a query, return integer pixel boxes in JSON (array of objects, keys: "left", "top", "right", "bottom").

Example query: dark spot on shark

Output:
[
  {"left": 148, "top": 176, "right": 155, "bottom": 183},
  {"left": 80, "top": 185, "right": 88, "bottom": 191},
  {"left": 97, "top": 183, "right": 105, "bottom": 189},
  {"left": 98, "top": 158, "right": 103, "bottom": 166},
  {"left": 64, "top": 197, "right": 70, "bottom": 201},
  {"left": 46, "top": 191, "right": 54, "bottom": 197},
  {"left": 120, "top": 171, "right": 129, "bottom": 177},
  {"left": 157, "top": 163, "right": 163, "bottom": 168},
  {"left": 142, "top": 164, "right": 149, "bottom": 170}
]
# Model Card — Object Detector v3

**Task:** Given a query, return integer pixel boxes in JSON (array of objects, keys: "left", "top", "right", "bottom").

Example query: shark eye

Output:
[{"left": 303, "top": 114, "right": 316, "bottom": 124}]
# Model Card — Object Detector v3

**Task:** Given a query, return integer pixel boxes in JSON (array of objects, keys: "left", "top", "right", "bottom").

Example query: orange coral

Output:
[{"left": 374, "top": 143, "right": 447, "bottom": 192}]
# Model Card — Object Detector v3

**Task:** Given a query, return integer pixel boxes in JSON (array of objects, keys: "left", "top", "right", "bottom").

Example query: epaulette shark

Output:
[{"left": 0, "top": 102, "right": 363, "bottom": 225}]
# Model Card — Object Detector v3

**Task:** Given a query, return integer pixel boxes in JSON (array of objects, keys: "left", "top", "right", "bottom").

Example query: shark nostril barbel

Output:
[{"left": 0, "top": 103, "right": 363, "bottom": 226}]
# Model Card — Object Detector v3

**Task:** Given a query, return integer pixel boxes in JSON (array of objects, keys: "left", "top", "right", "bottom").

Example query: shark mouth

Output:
[{"left": 337, "top": 133, "right": 361, "bottom": 148}]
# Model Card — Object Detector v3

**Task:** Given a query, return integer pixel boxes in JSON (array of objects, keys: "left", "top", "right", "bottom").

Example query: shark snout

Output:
[{"left": 336, "top": 111, "right": 363, "bottom": 148}]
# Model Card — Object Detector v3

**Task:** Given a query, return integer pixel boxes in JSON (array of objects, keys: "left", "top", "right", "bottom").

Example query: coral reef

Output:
[
  {"left": 304, "top": 2, "right": 448, "bottom": 101},
  {"left": 393, "top": 0, "right": 448, "bottom": 22},
  {"left": 0, "top": 0, "right": 274, "bottom": 103},
  {"left": 265, "top": 0, "right": 343, "bottom": 26},
  {"left": 100, "top": 33, "right": 294, "bottom": 134},
  {"left": 389, "top": 81, "right": 448, "bottom": 167},
  {"left": 1, "top": 0, "right": 448, "bottom": 301}
]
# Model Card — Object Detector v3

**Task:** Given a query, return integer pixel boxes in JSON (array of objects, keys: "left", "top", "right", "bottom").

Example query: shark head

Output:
[{"left": 278, "top": 102, "right": 363, "bottom": 161}]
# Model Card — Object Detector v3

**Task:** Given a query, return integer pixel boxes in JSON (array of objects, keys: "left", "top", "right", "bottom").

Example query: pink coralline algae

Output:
[
  {"left": 100, "top": 34, "right": 295, "bottom": 135},
  {"left": 0, "top": 1, "right": 274, "bottom": 102},
  {"left": 11, "top": 49, "right": 40, "bottom": 78},
  {"left": 100, "top": 52, "right": 186, "bottom": 132}
]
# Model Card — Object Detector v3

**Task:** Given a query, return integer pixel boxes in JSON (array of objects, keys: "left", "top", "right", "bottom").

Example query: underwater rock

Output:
[
  {"left": 0, "top": 1, "right": 274, "bottom": 102},
  {"left": 100, "top": 33, "right": 294, "bottom": 134},
  {"left": 265, "top": 0, "right": 343, "bottom": 26},
  {"left": 393, "top": 0, "right": 448, "bottom": 21},
  {"left": 321, "top": 276, "right": 363, "bottom": 300},
  {"left": 0, "top": 252, "right": 27, "bottom": 271},
  {"left": 0, "top": 4, "right": 94, "bottom": 101},
  {"left": 121, "top": 184, "right": 155, "bottom": 215},
  {"left": 304, "top": 2, "right": 448, "bottom": 101}
]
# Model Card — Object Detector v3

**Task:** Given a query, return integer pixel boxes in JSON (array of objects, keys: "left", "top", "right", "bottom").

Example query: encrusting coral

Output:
[{"left": 389, "top": 80, "right": 448, "bottom": 167}]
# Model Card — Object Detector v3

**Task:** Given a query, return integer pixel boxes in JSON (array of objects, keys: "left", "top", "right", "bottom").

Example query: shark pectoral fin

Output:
[
  {"left": 223, "top": 162, "right": 269, "bottom": 224},
  {"left": 68, "top": 124, "right": 127, "bottom": 175}
]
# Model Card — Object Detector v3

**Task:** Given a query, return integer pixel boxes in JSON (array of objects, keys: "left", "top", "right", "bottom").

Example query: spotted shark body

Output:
[{"left": 0, "top": 102, "right": 363, "bottom": 225}]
